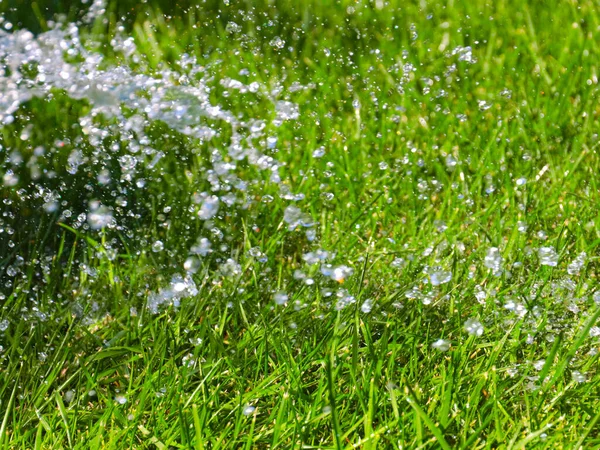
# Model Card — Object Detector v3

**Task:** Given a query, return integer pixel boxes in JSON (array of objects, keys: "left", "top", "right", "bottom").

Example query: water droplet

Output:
[
  {"left": 430, "top": 270, "right": 452, "bottom": 286},
  {"left": 431, "top": 339, "right": 451, "bottom": 351},
  {"left": 242, "top": 405, "right": 256, "bottom": 416},
  {"left": 483, "top": 247, "right": 503, "bottom": 274},
  {"left": 464, "top": 318, "right": 484, "bottom": 336},
  {"left": 274, "top": 292, "right": 288, "bottom": 305},
  {"left": 361, "top": 299, "right": 373, "bottom": 313},
  {"left": 152, "top": 241, "right": 164, "bottom": 253},
  {"left": 538, "top": 247, "right": 558, "bottom": 267}
]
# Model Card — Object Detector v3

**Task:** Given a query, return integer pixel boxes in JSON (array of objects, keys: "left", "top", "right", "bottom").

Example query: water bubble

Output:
[
  {"left": 445, "top": 154, "right": 457, "bottom": 169},
  {"left": 477, "top": 100, "right": 492, "bottom": 111},
  {"left": 115, "top": 395, "right": 127, "bottom": 405},
  {"left": 452, "top": 46, "right": 477, "bottom": 64},
  {"left": 474, "top": 286, "right": 487, "bottom": 304}
]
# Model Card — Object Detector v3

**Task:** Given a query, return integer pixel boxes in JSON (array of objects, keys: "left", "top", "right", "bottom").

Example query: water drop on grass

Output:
[
  {"left": 572, "top": 371, "right": 587, "bottom": 383},
  {"left": 432, "top": 339, "right": 451, "bottom": 351},
  {"left": 464, "top": 318, "right": 484, "bottom": 336},
  {"left": 64, "top": 390, "right": 74, "bottom": 403},
  {"left": 361, "top": 299, "right": 373, "bottom": 313},
  {"left": 198, "top": 195, "right": 220, "bottom": 220},
  {"left": 430, "top": 270, "right": 452, "bottom": 286},
  {"left": 242, "top": 405, "right": 256, "bottom": 416},
  {"left": 483, "top": 247, "right": 503, "bottom": 274},
  {"left": 538, "top": 247, "right": 558, "bottom": 266},
  {"left": 567, "top": 252, "right": 586, "bottom": 275},
  {"left": 274, "top": 292, "right": 288, "bottom": 305}
]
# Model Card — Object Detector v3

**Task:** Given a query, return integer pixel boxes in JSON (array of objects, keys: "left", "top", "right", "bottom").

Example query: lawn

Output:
[{"left": 1, "top": 0, "right": 600, "bottom": 448}]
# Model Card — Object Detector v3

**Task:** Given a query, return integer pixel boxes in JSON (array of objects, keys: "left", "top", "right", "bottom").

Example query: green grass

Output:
[{"left": 3, "top": 0, "right": 600, "bottom": 448}]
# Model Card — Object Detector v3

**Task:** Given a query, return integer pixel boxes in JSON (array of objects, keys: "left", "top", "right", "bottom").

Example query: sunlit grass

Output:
[{"left": 2, "top": 0, "right": 600, "bottom": 448}]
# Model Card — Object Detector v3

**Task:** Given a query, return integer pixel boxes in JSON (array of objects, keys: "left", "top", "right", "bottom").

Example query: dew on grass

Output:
[
  {"left": 152, "top": 241, "right": 164, "bottom": 253},
  {"left": 115, "top": 395, "right": 127, "bottom": 405}
]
